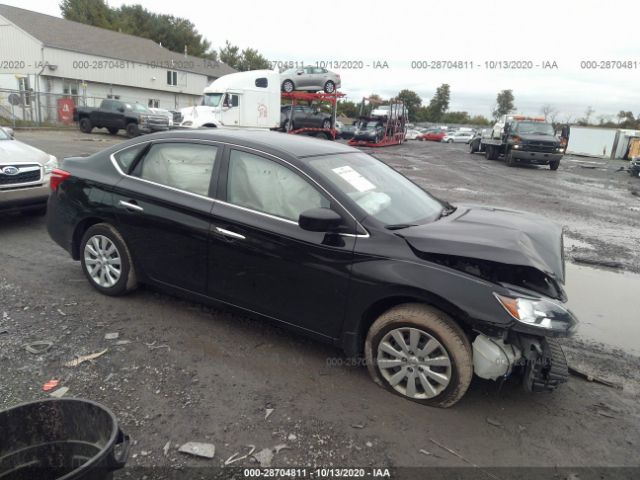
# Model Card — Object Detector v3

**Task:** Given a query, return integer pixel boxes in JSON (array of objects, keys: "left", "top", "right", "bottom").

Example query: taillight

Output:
[{"left": 50, "top": 168, "right": 71, "bottom": 191}]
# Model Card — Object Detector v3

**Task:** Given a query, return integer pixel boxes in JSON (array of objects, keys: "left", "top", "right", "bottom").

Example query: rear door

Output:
[
  {"left": 113, "top": 140, "right": 221, "bottom": 293},
  {"left": 207, "top": 147, "right": 357, "bottom": 338}
]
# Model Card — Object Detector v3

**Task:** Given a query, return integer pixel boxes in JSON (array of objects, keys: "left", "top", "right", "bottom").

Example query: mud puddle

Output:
[{"left": 565, "top": 262, "right": 639, "bottom": 354}]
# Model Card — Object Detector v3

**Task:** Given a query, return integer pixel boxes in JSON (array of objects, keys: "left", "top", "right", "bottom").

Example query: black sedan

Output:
[
  {"left": 352, "top": 121, "right": 384, "bottom": 143},
  {"left": 280, "top": 105, "right": 332, "bottom": 131},
  {"left": 47, "top": 130, "right": 577, "bottom": 407}
]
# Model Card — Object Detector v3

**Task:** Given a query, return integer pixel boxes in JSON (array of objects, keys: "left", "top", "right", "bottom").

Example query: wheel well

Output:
[
  {"left": 71, "top": 217, "right": 104, "bottom": 260},
  {"left": 354, "top": 294, "right": 471, "bottom": 356},
  {"left": 126, "top": 120, "right": 138, "bottom": 126},
  {"left": 201, "top": 123, "right": 217, "bottom": 128}
]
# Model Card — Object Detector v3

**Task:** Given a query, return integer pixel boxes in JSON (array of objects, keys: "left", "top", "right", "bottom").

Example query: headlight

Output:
[
  {"left": 556, "top": 147, "right": 565, "bottom": 153},
  {"left": 513, "top": 144, "right": 521, "bottom": 149},
  {"left": 44, "top": 155, "right": 58, "bottom": 174},
  {"left": 494, "top": 293, "right": 577, "bottom": 333}
]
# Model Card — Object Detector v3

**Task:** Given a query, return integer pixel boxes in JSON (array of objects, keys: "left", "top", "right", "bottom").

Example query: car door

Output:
[
  {"left": 207, "top": 146, "right": 357, "bottom": 339},
  {"left": 112, "top": 140, "right": 221, "bottom": 293}
]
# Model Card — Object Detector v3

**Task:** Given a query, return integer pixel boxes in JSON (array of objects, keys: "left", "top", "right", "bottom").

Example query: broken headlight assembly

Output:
[{"left": 494, "top": 293, "right": 577, "bottom": 334}]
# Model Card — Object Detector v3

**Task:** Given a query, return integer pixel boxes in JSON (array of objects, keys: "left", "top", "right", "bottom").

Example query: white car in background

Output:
[
  {"left": 0, "top": 127, "right": 57, "bottom": 215},
  {"left": 442, "top": 131, "right": 475, "bottom": 143},
  {"left": 149, "top": 108, "right": 174, "bottom": 127},
  {"left": 405, "top": 129, "right": 421, "bottom": 140}
]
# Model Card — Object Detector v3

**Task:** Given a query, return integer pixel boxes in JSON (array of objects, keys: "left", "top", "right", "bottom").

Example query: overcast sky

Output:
[{"left": 5, "top": 0, "right": 640, "bottom": 120}]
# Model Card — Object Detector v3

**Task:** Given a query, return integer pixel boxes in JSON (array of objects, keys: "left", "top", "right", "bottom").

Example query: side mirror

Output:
[
  {"left": 299, "top": 208, "right": 342, "bottom": 232},
  {"left": 296, "top": 70, "right": 304, "bottom": 75}
]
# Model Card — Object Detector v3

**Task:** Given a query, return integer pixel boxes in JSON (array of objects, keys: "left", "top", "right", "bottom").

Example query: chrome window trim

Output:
[{"left": 109, "top": 137, "right": 370, "bottom": 238}]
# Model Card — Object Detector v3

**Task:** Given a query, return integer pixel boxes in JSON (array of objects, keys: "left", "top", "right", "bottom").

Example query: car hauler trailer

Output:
[
  {"left": 281, "top": 91, "right": 345, "bottom": 140},
  {"left": 481, "top": 115, "right": 564, "bottom": 170},
  {"left": 349, "top": 98, "right": 408, "bottom": 147}
]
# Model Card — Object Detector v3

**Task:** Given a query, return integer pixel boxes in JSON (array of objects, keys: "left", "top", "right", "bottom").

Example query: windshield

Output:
[
  {"left": 202, "top": 93, "right": 223, "bottom": 107},
  {"left": 308, "top": 152, "right": 443, "bottom": 226},
  {"left": 129, "top": 104, "right": 150, "bottom": 113},
  {"left": 514, "top": 121, "right": 555, "bottom": 136},
  {"left": 0, "top": 128, "right": 9, "bottom": 140},
  {"left": 364, "top": 123, "right": 380, "bottom": 130}
]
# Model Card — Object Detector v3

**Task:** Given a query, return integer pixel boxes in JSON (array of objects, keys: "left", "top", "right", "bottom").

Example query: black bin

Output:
[{"left": 0, "top": 398, "right": 129, "bottom": 480}]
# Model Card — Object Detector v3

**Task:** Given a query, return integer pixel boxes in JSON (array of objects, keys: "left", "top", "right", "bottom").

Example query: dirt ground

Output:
[{"left": 1, "top": 130, "right": 639, "bottom": 478}]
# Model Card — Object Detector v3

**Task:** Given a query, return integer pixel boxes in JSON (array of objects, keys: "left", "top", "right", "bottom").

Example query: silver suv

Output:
[{"left": 0, "top": 127, "right": 57, "bottom": 215}]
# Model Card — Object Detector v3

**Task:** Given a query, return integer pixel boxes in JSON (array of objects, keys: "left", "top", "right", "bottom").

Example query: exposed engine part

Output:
[
  {"left": 414, "top": 252, "right": 566, "bottom": 301},
  {"left": 472, "top": 334, "right": 521, "bottom": 380},
  {"left": 520, "top": 337, "right": 568, "bottom": 392}
]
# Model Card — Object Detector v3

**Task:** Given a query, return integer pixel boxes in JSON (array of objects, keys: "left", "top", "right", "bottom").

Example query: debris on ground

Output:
[
  {"left": 64, "top": 348, "right": 108, "bottom": 367},
  {"left": 351, "top": 423, "right": 365, "bottom": 429},
  {"left": 265, "top": 408, "right": 274, "bottom": 420},
  {"left": 252, "top": 444, "right": 289, "bottom": 467},
  {"left": 42, "top": 379, "right": 59, "bottom": 392},
  {"left": 430, "top": 438, "right": 501, "bottom": 480},
  {"left": 114, "top": 340, "right": 131, "bottom": 346},
  {"left": 568, "top": 366, "right": 623, "bottom": 390},
  {"left": 486, "top": 417, "right": 503, "bottom": 428},
  {"left": 225, "top": 445, "right": 256, "bottom": 465},
  {"left": 365, "top": 441, "right": 373, "bottom": 448},
  {"left": 24, "top": 340, "right": 53, "bottom": 354},
  {"left": 178, "top": 442, "right": 215, "bottom": 459},
  {"left": 49, "top": 386, "right": 69, "bottom": 398},
  {"left": 419, "top": 449, "right": 431, "bottom": 456},
  {"left": 56, "top": 309, "right": 66, "bottom": 316},
  {"left": 287, "top": 433, "right": 297, "bottom": 441},
  {"left": 104, "top": 332, "right": 119, "bottom": 340},
  {"left": 163, "top": 441, "right": 171, "bottom": 457}
]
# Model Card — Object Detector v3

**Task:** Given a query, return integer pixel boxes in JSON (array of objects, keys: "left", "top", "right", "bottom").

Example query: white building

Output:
[{"left": 0, "top": 4, "right": 235, "bottom": 122}]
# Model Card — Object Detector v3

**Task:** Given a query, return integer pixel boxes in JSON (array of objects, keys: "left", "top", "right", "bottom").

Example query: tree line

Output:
[
  {"left": 336, "top": 85, "right": 515, "bottom": 126},
  {"left": 59, "top": 0, "right": 270, "bottom": 70}
]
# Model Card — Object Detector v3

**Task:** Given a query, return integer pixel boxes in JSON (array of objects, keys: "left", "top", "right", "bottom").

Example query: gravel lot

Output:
[{"left": 1, "top": 129, "right": 639, "bottom": 477}]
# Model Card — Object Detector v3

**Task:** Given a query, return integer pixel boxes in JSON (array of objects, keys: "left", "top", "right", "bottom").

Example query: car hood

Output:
[
  {"left": 0, "top": 139, "right": 50, "bottom": 165},
  {"left": 519, "top": 134, "right": 559, "bottom": 144},
  {"left": 397, "top": 205, "right": 565, "bottom": 284}
]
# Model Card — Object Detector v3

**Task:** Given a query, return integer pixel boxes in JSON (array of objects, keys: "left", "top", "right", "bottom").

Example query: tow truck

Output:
[{"left": 480, "top": 115, "right": 564, "bottom": 170}]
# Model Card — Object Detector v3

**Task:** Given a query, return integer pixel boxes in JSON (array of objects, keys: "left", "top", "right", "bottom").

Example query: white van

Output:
[{"left": 180, "top": 70, "right": 281, "bottom": 129}]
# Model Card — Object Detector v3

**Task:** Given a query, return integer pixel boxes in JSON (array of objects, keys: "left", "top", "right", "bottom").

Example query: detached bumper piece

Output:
[{"left": 523, "top": 338, "right": 568, "bottom": 392}]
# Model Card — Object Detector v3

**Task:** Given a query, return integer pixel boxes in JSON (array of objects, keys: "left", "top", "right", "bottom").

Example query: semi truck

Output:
[
  {"left": 180, "top": 70, "right": 281, "bottom": 129},
  {"left": 480, "top": 115, "right": 564, "bottom": 170}
]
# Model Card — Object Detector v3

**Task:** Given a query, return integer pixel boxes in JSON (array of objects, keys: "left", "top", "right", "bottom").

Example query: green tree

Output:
[
  {"left": 441, "top": 111, "right": 470, "bottom": 124},
  {"left": 492, "top": 89, "right": 515, "bottom": 120},
  {"left": 218, "top": 41, "right": 242, "bottom": 69},
  {"left": 426, "top": 84, "right": 450, "bottom": 121},
  {"left": 396, "top": 89, "right": 422, "bottom": 122},
  {"left": 337, "top": 101, "right": 358, "bottom": 118},
  {"left": 60, "top": 0, "right": 112, "bottom": 28},
  {"left": 237, "top": 47, "right": 270, "bottom": 71},
  {"left": 60, "top": 1, "right": 219, "bottom": 59}
]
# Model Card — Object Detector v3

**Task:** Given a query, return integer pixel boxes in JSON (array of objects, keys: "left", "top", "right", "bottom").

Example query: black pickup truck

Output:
[{"left": 74, "top": 99, "right": 170, "bottom": 137}]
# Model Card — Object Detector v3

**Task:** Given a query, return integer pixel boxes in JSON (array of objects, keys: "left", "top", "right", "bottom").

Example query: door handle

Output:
[
  {"left": 215, "top": 227, "right": 245, "bottom": 240},
  {"left": 119, "top": 200, "right": 144, "bottom": 212}
]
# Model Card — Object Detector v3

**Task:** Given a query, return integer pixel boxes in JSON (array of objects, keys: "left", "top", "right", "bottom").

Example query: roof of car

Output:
[{"left": 136, "top": 128, "right": 357, "bottom": 159}]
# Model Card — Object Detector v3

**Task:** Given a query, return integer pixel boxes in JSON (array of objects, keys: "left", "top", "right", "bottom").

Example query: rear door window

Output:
[{"left": 133, "top": 142, "right": 218, "bottom": 196}]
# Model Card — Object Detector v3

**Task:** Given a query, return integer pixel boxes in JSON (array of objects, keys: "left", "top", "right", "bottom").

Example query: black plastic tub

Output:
[{"left": 0, "top": 398, "right": 129, "bottom": 480}]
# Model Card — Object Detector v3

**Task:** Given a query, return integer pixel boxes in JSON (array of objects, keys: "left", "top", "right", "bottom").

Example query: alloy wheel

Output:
[
  {"left": 84, "top": 235, "right": 122, "bottom": 288},
  {"left": 376, "top": 327, "right": 452, "bottom": 399}
]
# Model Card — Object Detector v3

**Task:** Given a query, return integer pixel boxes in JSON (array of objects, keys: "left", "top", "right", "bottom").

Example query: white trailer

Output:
[{"left": 180, "top": 70, "right": 280, "bottom": 129}]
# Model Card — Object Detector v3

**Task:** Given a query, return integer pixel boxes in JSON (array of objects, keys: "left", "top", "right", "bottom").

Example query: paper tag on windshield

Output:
[{"left": 332, "top": 166, "right": 375, "bottom": 192}]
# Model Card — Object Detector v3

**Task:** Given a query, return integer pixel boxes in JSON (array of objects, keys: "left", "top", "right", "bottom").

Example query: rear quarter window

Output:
[{"left": 112, "top": 143, "right": 147, "bottom": 173}]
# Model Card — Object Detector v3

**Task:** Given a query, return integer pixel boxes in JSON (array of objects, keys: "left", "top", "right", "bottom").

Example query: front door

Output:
[
  {"left": 113, "top": 140, "right": 221, "bottom": 293},
  {"left": 207, "top": 147, "right": 356, "bottom": 339}
]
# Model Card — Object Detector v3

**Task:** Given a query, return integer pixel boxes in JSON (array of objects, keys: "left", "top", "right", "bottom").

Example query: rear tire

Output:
[
  {"left": 322, "top": 119, "right": 331, "bottom": 130},
  {"left": 365, "top": 303, "right": 473, "bottom": 408},
  {"left": 324, "top": 80, "right": 336, "bottom": 93},
  {"left": 469, "top": 141, "right": 477, "bottom": 154},
  {"left": 79, "top": 118, "right": 93, "bottom": 134},
  {"left": 80, "top": 223, "right": 138, "bottom": 297}
]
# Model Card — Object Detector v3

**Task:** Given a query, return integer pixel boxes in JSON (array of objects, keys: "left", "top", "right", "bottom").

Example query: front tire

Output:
[
  {"left": 322, "top": 119, "right": 331, "bottom": 130},
  {"left": 550, "top": 160, "right": 560, "bottom": 170},
  {"left": 126, "top": 122, "right": 139, "bottom": 138},
  {"left": 365, "top": 304, "right": 472, "bottom": 408},
  {"left": 80, "top": 223, "right": 138, "bottom": 296},
  {"left": 282, "top": 80, "right": 294, "bottom": 93},
  {"left": 107, "top": 127, "right": 118, "bottom": 135}
]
